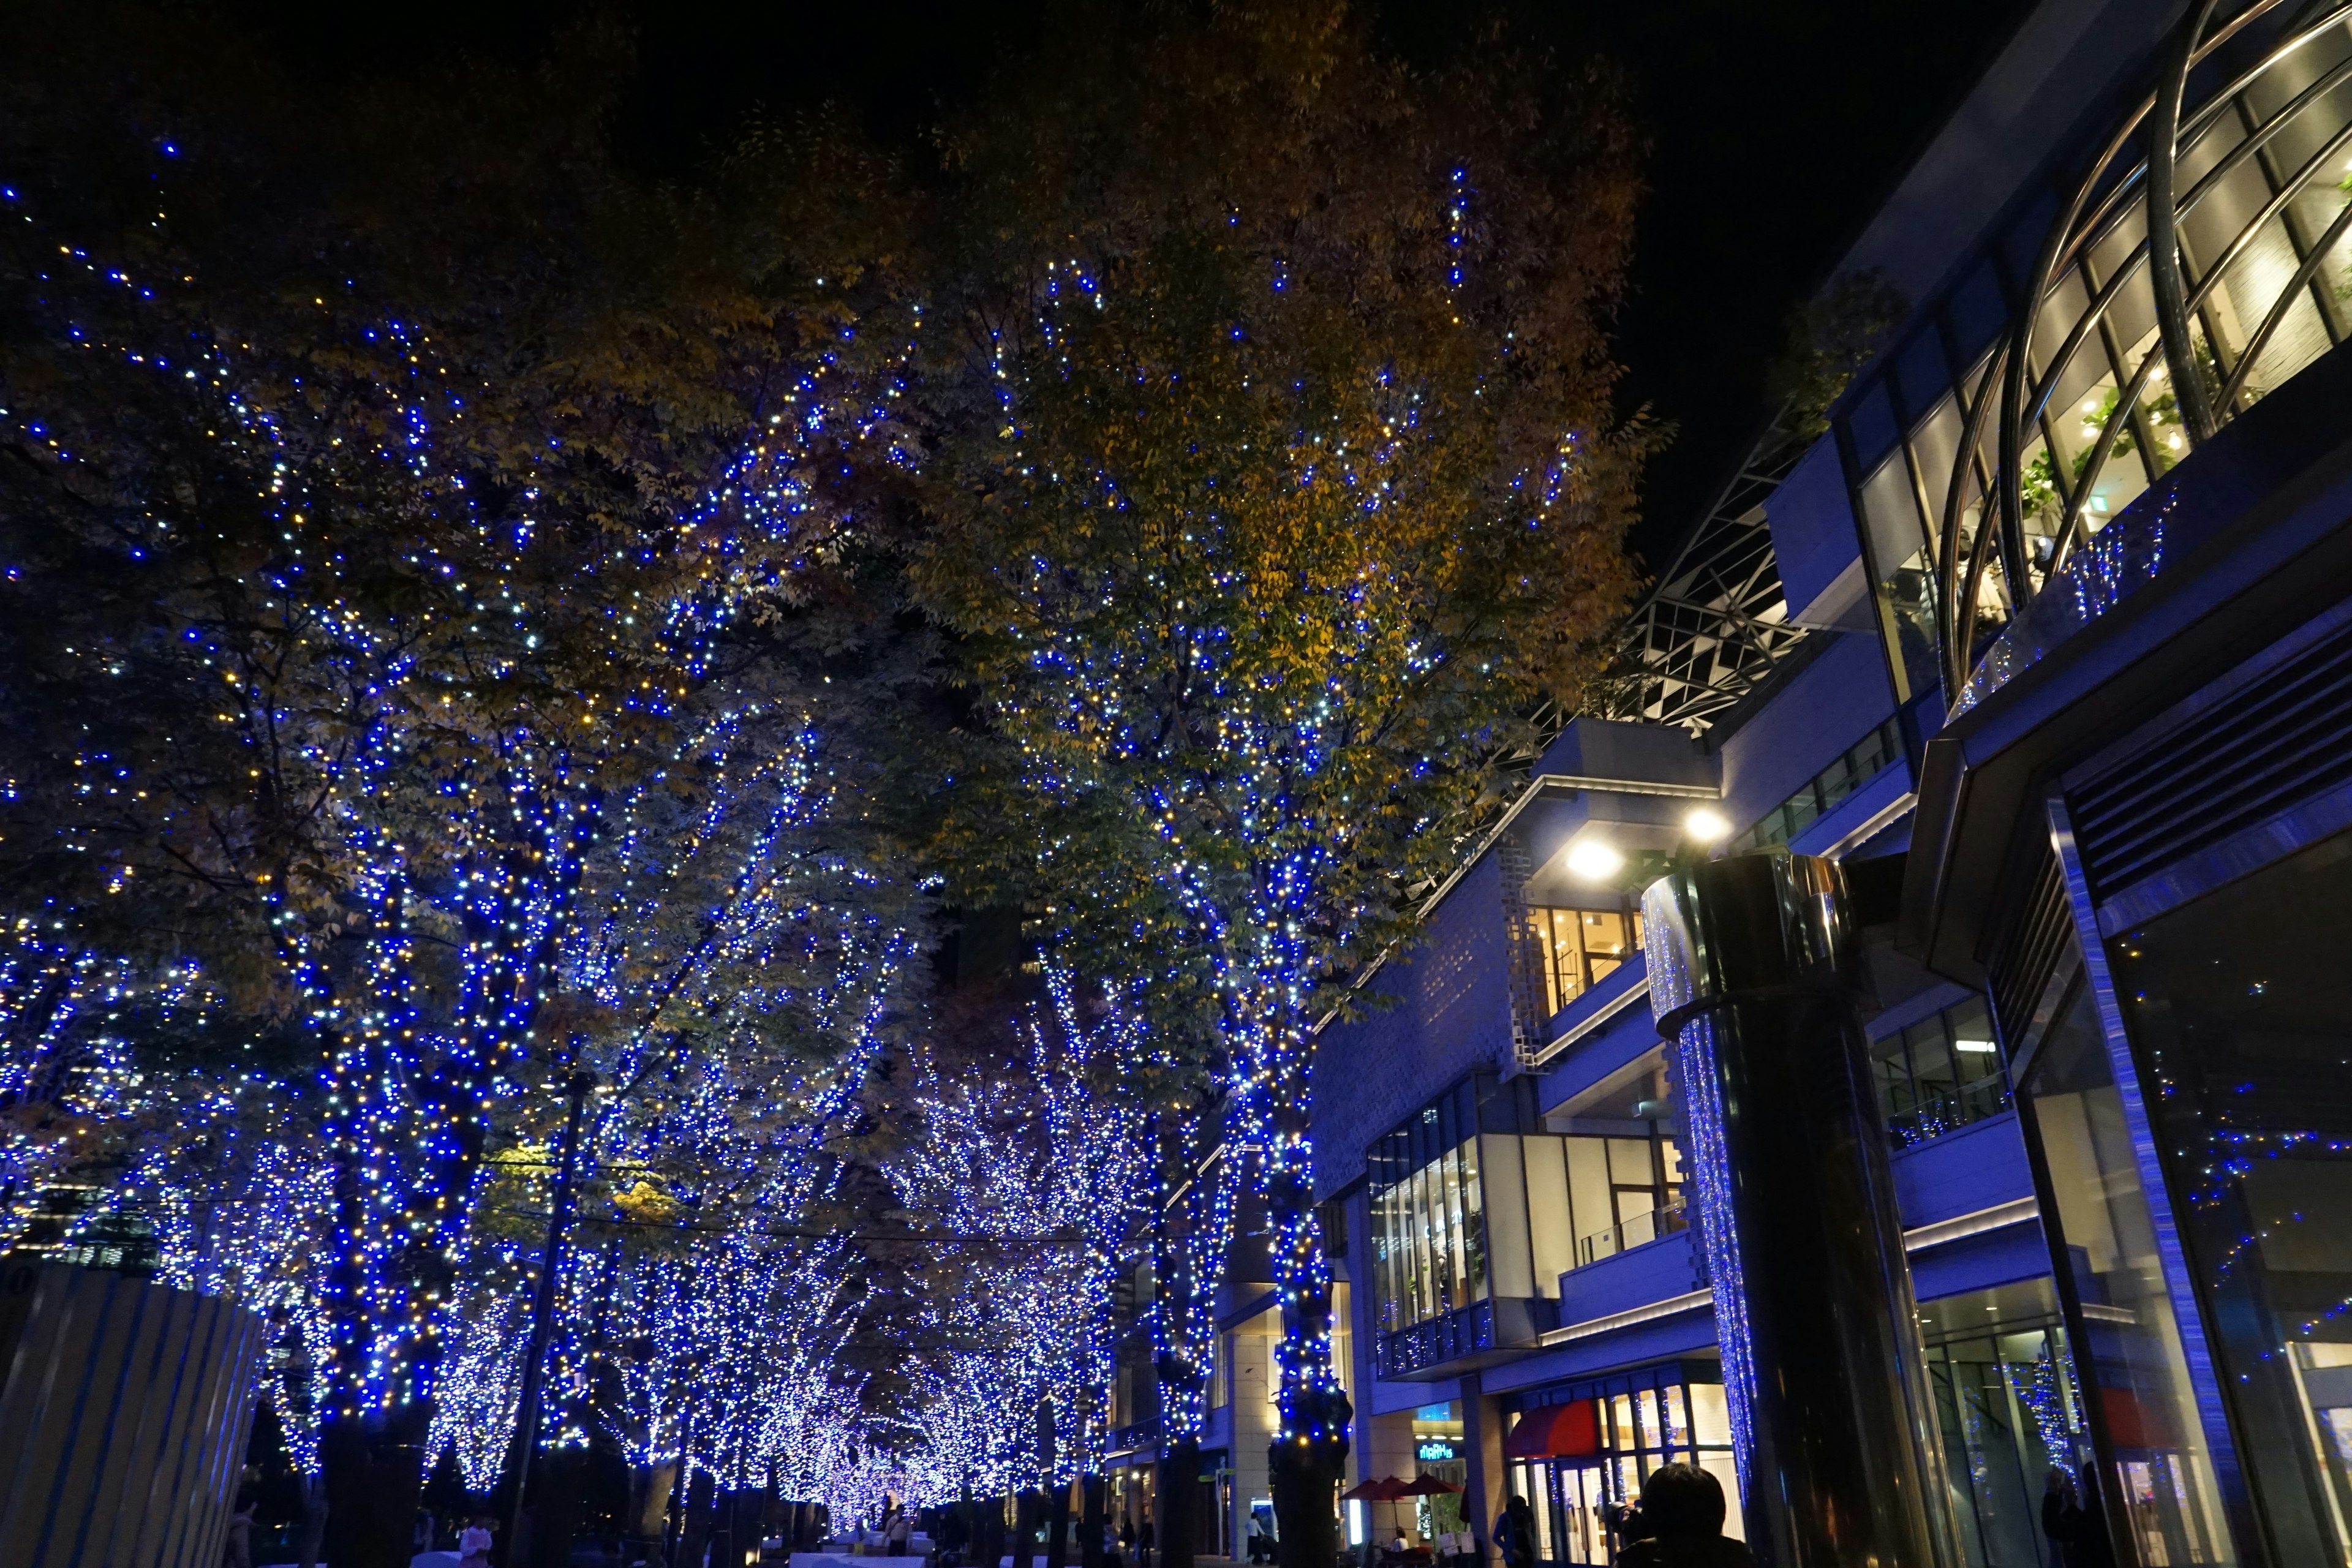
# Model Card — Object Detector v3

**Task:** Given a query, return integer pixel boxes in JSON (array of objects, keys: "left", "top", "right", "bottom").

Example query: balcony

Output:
[
  {"left": 1573, "top": 1198, "right": 1691, "bottom": 1268},
  {"left": 1373, "top": 1296, "right": 1556, "bottom": 1381}
]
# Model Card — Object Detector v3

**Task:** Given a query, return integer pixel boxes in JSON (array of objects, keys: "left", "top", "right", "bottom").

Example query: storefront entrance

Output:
[{"left": 1502, "top": 1361, "right": 1741, "bottom": 1564}]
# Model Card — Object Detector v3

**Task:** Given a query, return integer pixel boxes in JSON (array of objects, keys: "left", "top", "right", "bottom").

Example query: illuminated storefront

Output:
[{"left": 1501, "top": 1363, "right": 1742, "bottom": 1566}]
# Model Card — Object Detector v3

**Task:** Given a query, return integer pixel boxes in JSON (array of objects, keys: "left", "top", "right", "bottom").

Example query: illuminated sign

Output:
[{"left": 1415, "top": 1438, "right": 1457, "bottom": 1462}]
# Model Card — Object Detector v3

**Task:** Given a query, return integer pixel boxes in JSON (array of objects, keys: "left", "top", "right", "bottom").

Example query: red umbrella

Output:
[
  {"left": 1341, "top": 1476, "right": 1413, "bottom": 1548},
  {"left": 1341, "top": 1477, "right": 1411, "bottom": 1501}
]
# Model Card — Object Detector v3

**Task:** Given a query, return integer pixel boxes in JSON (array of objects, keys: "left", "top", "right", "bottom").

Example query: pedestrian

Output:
[
  {"left": 1613, "top": 1464, "right": 1751, "bottom": 1567},
  {"left": 2041, "top": 1467, "right": 2075, "bottom": 1564},
  {"left": 1494, "top": 1497, "right": 1536, "bottom": 1568},
  {"left": 459, "top": 1515, "right": 496, "bottom": 1568},
  {"left": 2062, "top": 1463, "right": 2116, "bottom": 1568},
  {"left": 1139, "top": 1513, "right": 1155, "bottom": 1568},
  {"left": 1120, "top": 1514, "right": 1136, "bottom": 1564},
  {"left": 1105, "top": 1517, "right": 1125, "bottom": 1568},
  {"left": 221, "top": 1500, "right": 254, "bottom": 1568},
  {"left": 890, "top": 1506, "right": 914, "bottom": 1557}
]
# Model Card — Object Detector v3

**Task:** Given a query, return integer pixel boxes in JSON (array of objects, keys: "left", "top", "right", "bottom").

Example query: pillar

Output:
[
  {"left": 1642, "top": 853, "right": 1951, "bottom": 1568},
  {"left": 1458, "top": 1373, "right": 1504, "bottom": 1564}
]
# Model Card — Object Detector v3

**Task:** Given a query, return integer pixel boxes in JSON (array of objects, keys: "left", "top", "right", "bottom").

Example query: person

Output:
[
  {"left": 2041, "top": 1467, "right": 2075, "bottom": 1564},
  {"left": 458, "top": 1515, "right": 496, "bottom": 1568},
  {"left": 1120, "top": 1514, "right": 1137, "bottom": 1567},
  {"left": 221, "top": 1500, "right": 254, "bottom": 1568},
  {"left": 1613, "top": 1465, "right": 1751, "bottom": 1567},
  {"left": 2063, "top": 1463, "right": 2116, "bottom": 1568},
  {"left": 1495, "top": 1496, "right": 1537, "bottom": 1568},
  {"left": 889, "top": 1506, "right": 914, "bottom": 1556},
  {"left": 1139, "top": 1513, "right": 1155, "bottom": 1568}
]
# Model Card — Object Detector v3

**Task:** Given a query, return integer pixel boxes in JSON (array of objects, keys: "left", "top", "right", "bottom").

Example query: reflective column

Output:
[{"left": 1643, "top": 853, "right": 1951, "bottom": 1568}]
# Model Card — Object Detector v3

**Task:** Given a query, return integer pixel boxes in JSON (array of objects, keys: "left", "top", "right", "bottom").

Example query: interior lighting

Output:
[
  {"left": 1954, "top": 1037, "right": 1999, "bottom": 1054},
  {"left": 1564, "top": 839, "right": 1624, "bottom": 880},
  {"left": 1683, "top": 807, "right": 1731, "bottom": 843}
]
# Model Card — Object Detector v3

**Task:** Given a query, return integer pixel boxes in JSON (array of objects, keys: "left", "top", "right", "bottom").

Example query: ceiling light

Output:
[
  {"left": 1564, "top": 840, "right": 1624, "bottom": 881},
  {"left": 1683, "top": 807, "right": 1731, "bottom": 843},
  {"left": 1954, "top": 1038, "right": 1999, "bottom": 1054}
]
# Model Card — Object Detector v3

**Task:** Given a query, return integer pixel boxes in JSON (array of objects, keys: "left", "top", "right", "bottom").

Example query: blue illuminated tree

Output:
[{"left": 906, "top": 8, "right": 1645, "bottom": 1559}]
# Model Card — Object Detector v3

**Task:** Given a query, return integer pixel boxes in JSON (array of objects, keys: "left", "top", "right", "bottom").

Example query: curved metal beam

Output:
[{"left": 2147, "top": 0, "right": 2226, "bottom": 444}]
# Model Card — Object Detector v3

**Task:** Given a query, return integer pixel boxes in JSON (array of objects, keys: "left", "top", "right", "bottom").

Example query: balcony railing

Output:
[
  {"left": 1374, "top": 1298, "right": 1496, "bottom": 1380},
  {"left": 1573, "top": 1199, "right": 1690, "bottom": 1268}
]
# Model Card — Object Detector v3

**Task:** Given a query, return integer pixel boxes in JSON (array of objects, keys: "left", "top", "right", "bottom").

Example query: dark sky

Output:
[{"left": 251, "top": 0, "right": 2036, "bottom": 572}]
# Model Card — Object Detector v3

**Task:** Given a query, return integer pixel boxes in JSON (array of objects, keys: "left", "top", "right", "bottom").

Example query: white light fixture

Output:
[
  {"left": 1684, "top": 807, "right": 1732, "bottom": 843},
  {"left": 1564, "top": 839, "right": 1625, "bottom": 880},
  {"left": 1954, "top": 1038, "right": 1999, "bottom": 1054}
]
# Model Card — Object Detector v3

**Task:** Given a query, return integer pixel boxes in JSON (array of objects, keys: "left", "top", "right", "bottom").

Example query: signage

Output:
[{"left": 1415, "top": 1438, "right": 1457, "bottom": 1462}]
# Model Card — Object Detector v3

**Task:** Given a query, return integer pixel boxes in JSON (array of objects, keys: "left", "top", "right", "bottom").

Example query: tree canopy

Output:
[{"left": 0, "top": 3, "right": 1646, "bottom": 1562}]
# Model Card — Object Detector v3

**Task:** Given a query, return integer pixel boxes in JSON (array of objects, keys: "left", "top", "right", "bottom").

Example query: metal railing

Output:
[{"left": 1573, "top": 1199, "right": 1691, "bottom": 1268}]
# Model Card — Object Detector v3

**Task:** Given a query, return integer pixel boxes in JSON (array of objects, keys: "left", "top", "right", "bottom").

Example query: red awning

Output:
[{"left": 1502, "top": 1400, "right": 1602, "bottom": 1461}]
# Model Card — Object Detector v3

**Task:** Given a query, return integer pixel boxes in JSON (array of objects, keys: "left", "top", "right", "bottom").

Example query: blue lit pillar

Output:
[{"left": 1643, "top": 853, "right": 1951, "bottom": 1568}]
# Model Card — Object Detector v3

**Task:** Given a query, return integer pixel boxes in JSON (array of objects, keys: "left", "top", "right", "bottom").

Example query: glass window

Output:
[
  {"left": 1924, "top": 1319, "right": 2090, "bottom": 1568},
  {"left": 1370, "top": 1134, "right": 1489, "bottom": 1333},
  {"left": 1531, "top": 907, "right": 1643, "bottom": 1017},
  {"left": 1737, "top": 722, "right": 1904, "bottom": 853},
  {"left": 2110, "top": 827, "right": 2352, "bottom": 1563},
  {"left": 2020, "top": 975, "right": 2236, "bottom": 1563},
  {"left": 1869, "top": 995, "right": 2012, "bottom": 1147}
]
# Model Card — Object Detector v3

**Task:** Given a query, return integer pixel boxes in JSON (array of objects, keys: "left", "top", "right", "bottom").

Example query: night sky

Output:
[{"left": 246, "top": 0, "right": 2036, "bottom": 571}]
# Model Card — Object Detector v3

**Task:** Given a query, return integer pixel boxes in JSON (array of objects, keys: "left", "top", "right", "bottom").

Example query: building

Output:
[{"left": 1300, "top": 1, "right": 2352, "bottom": 1564}]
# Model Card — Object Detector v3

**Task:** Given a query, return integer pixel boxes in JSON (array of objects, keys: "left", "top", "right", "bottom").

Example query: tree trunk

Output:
[
  {"left": 1263, "top": 1041, "right": 1349, "bottom": 1568},
  {"left": 1270, "top": 1428, "right": 1344, "bottom": 1568},
  {"left": 1047, "top": 1479, "right": 1072, "bottom": 1568},
  {"left": 979, "top": 1494, "right": 1006, "bottom": 1568},
  {"left": 297, "top": 1471, "right": 329, "bottom": 1568},
  {"left": 1013, "top": 1489, "right": 1041, "bottom": 1568},
  {"left": 321, "top": 1404, "right": 429, "bottom": 1568},
  {"left": 1079, "top": 1474, "right": 1105, "bottom": 1568},
  {"left": 1157, "top": 1435, "right": 1198, "bottom": 1568},
  {"left": 677, "top": 1467, "right": 716, "bottom": 1568}
]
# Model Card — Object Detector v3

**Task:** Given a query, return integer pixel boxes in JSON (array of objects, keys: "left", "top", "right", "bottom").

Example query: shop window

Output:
[
  {"left": 1529, "top": 907, "right": 1643, "bottom": 1017},
  {"left": 1869, "top": 995, "right": 2010, "bottom": 1147}
]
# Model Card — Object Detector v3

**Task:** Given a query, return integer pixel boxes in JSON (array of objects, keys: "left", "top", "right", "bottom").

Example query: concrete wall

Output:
[{"left": 1311, "top": 855, "right": 1519, "bottom": 1200}]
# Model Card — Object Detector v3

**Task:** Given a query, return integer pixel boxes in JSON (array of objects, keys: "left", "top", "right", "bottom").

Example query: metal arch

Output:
[
  {"left": 1944, "top": 0, "right": 2352, "bottom": 699},
  {"left": 1588, "top": 407, "right": 1814, "bottom": 734}
]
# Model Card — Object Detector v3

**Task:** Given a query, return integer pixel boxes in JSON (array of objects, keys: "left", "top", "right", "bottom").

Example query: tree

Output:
[
  {"left": 0, "top": 12, "right": 926, "bottom": 1563},
  {"left": 905, "top": 7, "right": 1645, "bottom": 1561}
]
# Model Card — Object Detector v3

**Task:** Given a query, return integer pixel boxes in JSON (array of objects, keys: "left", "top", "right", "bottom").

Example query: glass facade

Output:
[
  {"left": 2108, "top": 828, "right": 2352, "bottom": 1565},
  {"left": 1370, "top": 1077, "right": 1681, "bottom": 1340},
  {"left": 1733, "top": 720, "right": 1902, "bottom": 853},
  {"left": 1844, "top": 6, "right": 2352, "bottom": 704},
  {"left": 1530, "top": 907, "right": 1643, "bottom": 1018},
  {"left": 1507, "top": 1364, "right": 1743, "bottom": 1566},
  {"left": 1921, "top": 1300, "right": 2092, "bottom": 1568},
  {"left": 2018, "top": 968, "right": 2236, "bottom": 1564},
  {"left": 1869, "top": 994, "right": 2011, "bottom": 1147},
  {"left": 1370, "top": 1129, "right": 1487, "bottom": 1333}
]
